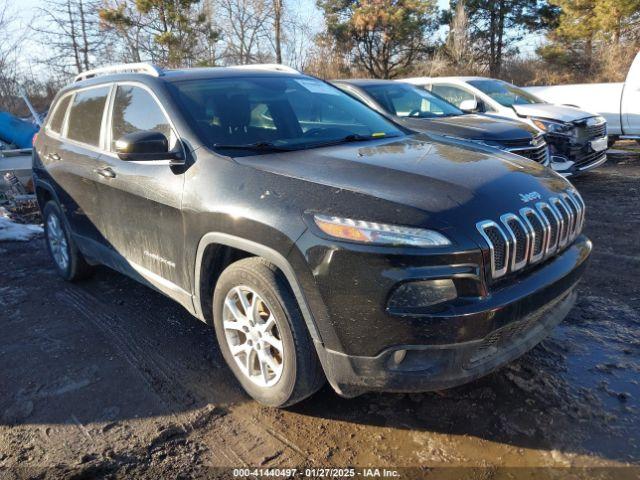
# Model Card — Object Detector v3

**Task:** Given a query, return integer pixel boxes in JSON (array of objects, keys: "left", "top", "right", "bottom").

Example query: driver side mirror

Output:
[
  {"left": 459, "top": 99, "right": 479, "bottom": 113},
  {"left": 115, "top": 131, "right": 184, "bottom": 164}
]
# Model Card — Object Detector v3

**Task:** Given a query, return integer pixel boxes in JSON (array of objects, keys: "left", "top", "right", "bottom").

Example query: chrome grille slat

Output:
[
  {"left": 500, "top": 213, "right": 530, "bottom": 271},
  {"left": 537, "top": 202, "right": 561, "bottom": 256},
  {"left": 563, "top": 193, "right": 582, "bottom": 240},
  {"left": 568, "top": 190, "right": 586, "bottom": 231},
  {"left": 519, "top": 207, "right": 545, "bottom": 263},
  {"left": 476, "top": 189, "right": 585, "bottom": 280},
  {"left": 548, "top": 198, "right": 569, "bottom": 248}
]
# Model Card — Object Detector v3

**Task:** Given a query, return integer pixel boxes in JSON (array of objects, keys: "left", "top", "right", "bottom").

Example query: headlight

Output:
[
  {"left": 531, "top": 117, "right": 575, "bottom": 136},
  {"left": 313, "top": 214, "right": 451, "bottom": 247}
]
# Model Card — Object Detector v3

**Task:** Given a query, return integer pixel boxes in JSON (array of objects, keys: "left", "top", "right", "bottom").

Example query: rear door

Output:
[
  {"left": 91, "top": 83, "right": 189, "bottom": 295},
  {"left": 42, "top": 86, "right": 112, "bottom": 257}
]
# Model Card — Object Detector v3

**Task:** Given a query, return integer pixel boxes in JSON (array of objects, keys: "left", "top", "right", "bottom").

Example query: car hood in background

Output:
[
  {"left": 396, "top": 114, "right": 537, "bottom": 142},
  {"left": 512, "top": 103, "right": 596, "bottom": 122},
  {"left": 233, "top": 135, "right": 571, "bottom": 228}
]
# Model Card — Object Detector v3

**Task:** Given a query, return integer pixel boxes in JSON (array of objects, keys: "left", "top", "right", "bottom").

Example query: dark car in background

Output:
[
  {"left": 33, "top": 64, "right": 591, "bottom": 407},
  {"left": 332, "top": 79, "right": 549, "bottom": 166}
]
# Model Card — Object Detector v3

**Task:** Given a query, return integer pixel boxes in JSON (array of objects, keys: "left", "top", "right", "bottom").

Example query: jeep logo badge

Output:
[{"left": 519, "top": 191, "right": 542, "bottom": 203}]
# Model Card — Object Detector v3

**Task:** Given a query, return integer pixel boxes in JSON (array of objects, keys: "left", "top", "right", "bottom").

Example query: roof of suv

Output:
[
  {"left": 69, "top": 64, "right": 304, "bottom": 90},
  {"left": 333, "top": 79, "right": 401, "bottom": 87},
  {"left": 403, "top": 76, "right": 491, "bottom": 84}
]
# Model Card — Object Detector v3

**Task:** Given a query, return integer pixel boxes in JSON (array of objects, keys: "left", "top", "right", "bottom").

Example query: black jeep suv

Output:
[{"left": 33, "top": 64, "right": 592, "bottom": 407}]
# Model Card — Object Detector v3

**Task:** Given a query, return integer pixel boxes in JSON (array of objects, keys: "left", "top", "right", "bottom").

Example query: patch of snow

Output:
[{"left": 0, "top": 209, "right": 42, "bottom": 241}]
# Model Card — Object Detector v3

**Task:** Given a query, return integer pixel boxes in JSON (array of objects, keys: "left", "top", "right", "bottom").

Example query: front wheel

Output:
[{"left": 213, "top": 257, "right": 325, "bottom": 407}]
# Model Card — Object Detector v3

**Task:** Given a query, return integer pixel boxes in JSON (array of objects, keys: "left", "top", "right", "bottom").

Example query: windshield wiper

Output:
[
  {"left": 212, "top": 141, "right": 294, "bottom": 152},
  {"left": 305, "top": 133, "right": 400, "bottom": 149}
]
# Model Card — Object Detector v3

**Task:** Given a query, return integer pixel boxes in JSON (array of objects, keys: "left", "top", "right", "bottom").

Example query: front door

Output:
[{"left": 91, "top": 83, "right": 189, "bottom": 296}]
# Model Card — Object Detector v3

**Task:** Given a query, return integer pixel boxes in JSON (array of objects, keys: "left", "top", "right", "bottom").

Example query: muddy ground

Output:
[{"left": 1, "top": 148, "right": 639, "bottom": 479}]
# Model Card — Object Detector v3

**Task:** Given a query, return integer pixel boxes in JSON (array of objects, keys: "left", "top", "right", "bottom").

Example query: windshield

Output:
[
  {"left": 468, "top": 79, "right": 544, "bottom": 107},
  {"left": 169, "top": 76, "right": 404, "bottom": 153},
  {"left": 362, "top": 83, "right": 462, "bottom": 118}
]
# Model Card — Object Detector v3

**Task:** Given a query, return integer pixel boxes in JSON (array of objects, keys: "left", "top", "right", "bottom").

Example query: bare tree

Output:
[
  {"left": 0, "top": 0, "right": 25, "bottom": 114},
  {"left": 31, "top": 0, "right": 106, "bottom": 76},
  {"left": 280, "top": 6, "right": 316, "bottom": 70},
  {"left": 217, "top": 0, "right": 273, "bottom": 64},
  {"left": 273, "top": 0, "right": 283, "bottom": 63},
  {"left": 444, "top": 0, "right": 475, "bottom": 71}
]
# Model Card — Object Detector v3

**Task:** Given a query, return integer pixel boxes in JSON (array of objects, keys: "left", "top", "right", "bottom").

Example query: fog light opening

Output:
[{"left": 387, "top": 279, "right": 457, "bottom": 309}]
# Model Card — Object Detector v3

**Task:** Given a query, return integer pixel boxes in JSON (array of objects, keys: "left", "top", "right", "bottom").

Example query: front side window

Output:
[
  {"left": 430, "top": 84, "right": 476, "bottom": 108},
  {"left": 48, "top": 95, "right": 72, "bottom": 134},
  {"left": 66, "top": 86, "right": 110, "bottom": 147},
  {"left": 362, "top": 84, "right": 462, "bottom": 118},
  {"left": 111, "top": 85, "right": 176, "bottom": 150},
  {"left": 468, "top": 79, "right": 544, "bottom": 107},
  {"left": 169, "top": 76, "right": 404, "bottom": 154}
]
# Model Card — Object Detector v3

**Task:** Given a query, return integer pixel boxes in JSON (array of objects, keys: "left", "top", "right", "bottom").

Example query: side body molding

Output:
[{"left": 192, "top": 232, "right": 322, "bottom": 344}]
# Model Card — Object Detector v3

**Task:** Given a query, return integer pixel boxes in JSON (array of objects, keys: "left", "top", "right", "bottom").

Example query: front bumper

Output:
[
  {"left": 318, "top": 288, "right": 576, "bottom": 397},
  {"left": 547, "top": 134, "right": 608, "bottom": 176},
  {"left": 308, "top": 235, "right": 591, "bottom": 397}
]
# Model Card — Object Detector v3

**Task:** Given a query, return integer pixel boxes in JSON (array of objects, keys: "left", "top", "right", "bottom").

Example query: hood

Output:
[
  {"left": 233, "top": 135, "right": 572, "bottom": 232},
  {"left": 512, "top": 103, "right": 596, "bottom": 122},
  {"left": 396, "top": 114, "right": 538, "bottom": 142}
]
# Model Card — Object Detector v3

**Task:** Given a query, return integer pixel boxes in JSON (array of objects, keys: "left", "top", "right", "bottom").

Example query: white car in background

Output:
[
  {"left": 402, "top": 76, "right": 608, "bottom": 176},
  {"left": 526, "top": 52, "right": 640, "bottom": 147}
]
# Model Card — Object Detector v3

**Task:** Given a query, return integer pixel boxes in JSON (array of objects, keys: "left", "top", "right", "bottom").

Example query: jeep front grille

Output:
[{"left": 476, "top": 190, "right": 585, "bottom": 279}]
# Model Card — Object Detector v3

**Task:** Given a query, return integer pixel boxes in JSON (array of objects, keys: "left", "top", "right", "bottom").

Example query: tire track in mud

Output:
[
  {"left": 57, "top": 288, "right": 195, "bottom": 418},
  {"left": 56, "top": 286, "right": 308, "bottom": 467}
]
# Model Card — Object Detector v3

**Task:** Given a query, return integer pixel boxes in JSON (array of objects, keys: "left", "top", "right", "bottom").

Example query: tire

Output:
[
  {"left": 43, "top": 201, "right": 94, "bottom": 281},
  {"left": 213, "top": 257, "right": 325, "bottom": 407}
]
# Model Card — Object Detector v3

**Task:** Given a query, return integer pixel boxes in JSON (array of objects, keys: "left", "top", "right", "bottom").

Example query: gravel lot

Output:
[{"left": 1, "top": 148, "right": 639, "bottom": 479}]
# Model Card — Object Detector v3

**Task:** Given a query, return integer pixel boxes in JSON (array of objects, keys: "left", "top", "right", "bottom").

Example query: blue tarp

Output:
[{"left": 0, "top": 111, "right": 39, "bottom": 149}]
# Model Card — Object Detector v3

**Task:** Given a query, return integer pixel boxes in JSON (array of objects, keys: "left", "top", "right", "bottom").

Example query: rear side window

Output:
[
  {"left": 66, "top": 87, "right": 110, "bottom": 147},
  {"left": 110, "top": 85, "right": 175, "bottom": 150},
  {"left": 48, "top": 95, "right": 72, "bottom": 134}
]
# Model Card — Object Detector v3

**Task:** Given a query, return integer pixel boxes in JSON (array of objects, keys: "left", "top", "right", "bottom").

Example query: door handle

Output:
[{"left": 94, "top": 166, "right": 116, "bottom": 178}]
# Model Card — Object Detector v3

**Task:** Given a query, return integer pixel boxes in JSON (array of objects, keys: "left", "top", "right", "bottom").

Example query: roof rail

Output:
[
  {"left": 74, "top": 63, "right": 163, "bottom": 83},
  {"left": 229, "top": 63, "right": 300, "bottom": 74}
]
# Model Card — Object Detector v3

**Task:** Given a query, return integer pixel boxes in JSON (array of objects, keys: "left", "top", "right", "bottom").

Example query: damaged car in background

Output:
[
  {"left": 526, "top": 51, "right": 640, "bottom": 148},
  {"left": 402, "top": 76, "right": 608, "bottom": 177}
]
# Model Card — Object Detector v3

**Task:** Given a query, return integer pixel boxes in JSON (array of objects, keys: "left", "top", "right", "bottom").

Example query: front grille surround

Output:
[
  {"left": 476, "top": 190, "right": 585, "bottom": 280},
  {"left": 476, "top": 220, "right": 510, "bottom": 278}
]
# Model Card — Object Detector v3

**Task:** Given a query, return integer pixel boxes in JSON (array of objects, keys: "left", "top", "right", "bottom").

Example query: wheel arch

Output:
[
  {"left": 193, "top": 232, "right": 322, "bottom": 345},
  {"left": 35, "top": 179, "right": 60, "bottom": 210}
]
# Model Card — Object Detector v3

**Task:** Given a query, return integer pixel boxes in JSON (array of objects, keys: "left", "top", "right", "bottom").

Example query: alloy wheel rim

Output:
[
  {"left": 222, "top": 286, "right": 284, "bottom": 387},
  {"left": 47, "top": 213, "right": 69, "bottom": 271}
]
